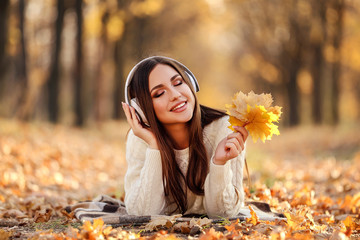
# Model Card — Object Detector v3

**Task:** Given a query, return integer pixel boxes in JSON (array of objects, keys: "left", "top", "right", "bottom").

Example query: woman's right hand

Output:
[{"left": 122, "top": 102, "right": 158, "bottom": 149}]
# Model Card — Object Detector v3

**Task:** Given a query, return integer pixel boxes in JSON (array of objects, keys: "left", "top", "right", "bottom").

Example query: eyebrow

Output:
[{"left": 150, "top": 74, "right": 181, "bottom": 94}]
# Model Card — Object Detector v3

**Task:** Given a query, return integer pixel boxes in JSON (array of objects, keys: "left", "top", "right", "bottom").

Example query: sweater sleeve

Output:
[
  {"left": 124, "top": 130, "right": 166, "bottom": 215},
  {"left": 203, "top": 116, "right": 246, "bottom": 218}
]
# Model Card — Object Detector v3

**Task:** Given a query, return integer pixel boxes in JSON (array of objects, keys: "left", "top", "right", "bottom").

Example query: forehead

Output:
[{"left": 148, "top": 64, "right": 179, "bottom": 88}]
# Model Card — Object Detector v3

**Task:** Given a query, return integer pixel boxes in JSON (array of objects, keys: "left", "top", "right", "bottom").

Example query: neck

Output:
[{"left": 164, "top": 123, "right": 190, "bottom": 150}]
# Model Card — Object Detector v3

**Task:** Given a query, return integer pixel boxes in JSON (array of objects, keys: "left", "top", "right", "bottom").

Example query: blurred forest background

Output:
[
  {"left": 0, "top": 0, "right": 359, "bottom": 127},
  {"left": 1, "top": 1, "right": 360, "bottom": 238}
]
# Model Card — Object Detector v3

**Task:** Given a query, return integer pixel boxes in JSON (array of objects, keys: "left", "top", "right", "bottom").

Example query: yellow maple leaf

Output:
[
  {"left": 226, "top": 91, "right": 282, "bottom": 143},
  {"left": 245, "top": 105, "right": 272, "bottom": 142},
  {"left": 269, "top": 106, "right": 282, "bottom": 119},
  {"left": 228, "top": 116, "right": 246, "bottom": 131},
  {"left": 284, "top": 212, "right": 305, "bottom": 231}
]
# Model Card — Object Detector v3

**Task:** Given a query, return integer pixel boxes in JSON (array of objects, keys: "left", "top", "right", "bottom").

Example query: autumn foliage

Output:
[
  {"left": 226, "top": 91, "right": 282, "bottom": 142},
  {"left": 1, "top": 119, "right": 360, "bottom": 239}
]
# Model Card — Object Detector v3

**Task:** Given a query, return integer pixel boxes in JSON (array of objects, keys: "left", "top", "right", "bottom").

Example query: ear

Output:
[{"left": 130, "top": 98, "right": 150, "bottom": 127}]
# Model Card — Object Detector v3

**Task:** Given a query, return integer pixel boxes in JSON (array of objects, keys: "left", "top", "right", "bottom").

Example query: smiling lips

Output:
[{"left": 171, "top": 101, "right": 187, "bottom": 112}]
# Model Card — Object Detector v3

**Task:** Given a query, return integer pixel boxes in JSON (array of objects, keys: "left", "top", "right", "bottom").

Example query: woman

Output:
[{"left": 122, "top": 56, "right": 248, "bottom": 218}]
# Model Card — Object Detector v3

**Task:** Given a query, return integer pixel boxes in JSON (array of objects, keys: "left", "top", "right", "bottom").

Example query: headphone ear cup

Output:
[
  {"left": 185, "top": 71, "right": 199, "bottom": 92},
  {"left": 130, "top": 98, "right": 150, "bottom": 127}
]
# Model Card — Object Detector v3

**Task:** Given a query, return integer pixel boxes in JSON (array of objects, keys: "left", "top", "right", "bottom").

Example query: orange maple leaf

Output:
[
  {"left": 340, "top": 194, "right": 359, "bottom": 213},
  {"left": 199, "top": 228, "right": 224, "bottom": 240},
  {"left": 246, "top": 205, "right": 259, "bottom": 225},
  {"left": 225, "top": 218, "right": 239, "bottom": 232},
  {"left": 342, "top": 215, "right": 355, "bottom": 236},
  {"left": 80, "top": 218, "right": 113, "bottom": 239}
]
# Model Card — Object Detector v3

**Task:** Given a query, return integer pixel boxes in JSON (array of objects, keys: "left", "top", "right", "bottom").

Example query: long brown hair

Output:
[{"left": 128, "top": 57, "right": 226, "bottom": 213}]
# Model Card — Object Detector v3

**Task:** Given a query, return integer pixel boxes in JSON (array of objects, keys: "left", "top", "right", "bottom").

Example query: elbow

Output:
[
  {"left": 205, "top": 189, "right": 244, "bottom": 219},
  {"left": 124, "top": 196, "right": 139, "bottom": 215},
  {"left": 206, "top": 208, "right": 238, "bottom": 219},
  {"left": 125, "top": 195, "right": 164, "bottom": 216},
  {"left": 124, "top": 196, "right": 146, "bottom": 215},
  {"left": 125, "top": 207, "right": 148, "bottom": 216},
  {"left": 125, "top": 206, "right": 162, "bottom": 216},
  {"left": 204, "top": 198, "right": 233, "bottom": 218}
]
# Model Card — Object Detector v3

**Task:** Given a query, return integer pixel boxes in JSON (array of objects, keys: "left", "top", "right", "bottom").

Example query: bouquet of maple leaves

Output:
[{"left": 226, "top": 91, "right": 282, "bottom": 143}]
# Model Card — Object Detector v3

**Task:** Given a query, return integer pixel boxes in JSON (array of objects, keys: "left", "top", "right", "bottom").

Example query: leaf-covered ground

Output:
[{"left": 0, "top": 119, "right": 359, "bottom": 239}]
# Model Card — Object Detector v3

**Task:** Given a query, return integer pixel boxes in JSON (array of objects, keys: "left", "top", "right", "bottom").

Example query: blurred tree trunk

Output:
[
  {"left": 74, "top": 0, "right": 84, "bottom": 126},
  {"left": 285, "top": 63, "right": 301, "bottom": 126},
  {"left": 0, "top": 0, "right": 10, "bottom": 97},
  {"left": 47, "top": 0, "right": 65, "bottom": 123},
  {"left": 113, "top": 38, "right": 126, "bottom": 119},
  {"left": 328, "top": 0, "right": 345, "bottom": 125},
  {"left": 15, "top": 0, "right": 30, "bottom": 120},
  {"left": 280, "top": 15, "right": 303, "bottom": 126},
  {"left": 113, "top": 0, "right": 132, "bottom": 120},
  {"left": 94, "top": 11, "right": 109, "bottom": 123},
  {"left": 133, "top": 17, "right": 147, "bottom": 59},
  {"left": 310, "top": 0, "right": 327, "bottom": 124},
  {"left": 311, "top": 44, "right": 324, "bottom": 125}
]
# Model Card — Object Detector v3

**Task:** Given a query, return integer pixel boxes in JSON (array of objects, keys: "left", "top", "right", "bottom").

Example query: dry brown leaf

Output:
[
  {"left": 0, "top": 209, "right": 26, "bottom": 219},
  {"left": 1, "top": 120, "right": 360, "bottom": 239},
  {"left": 199, "top": 228, "right": 224, "bottom": 240},
  {"left": 34, "top": 208, "right": 52, "bottom": 223},
  {"left": 144, "top": 214, "right": 181, "bottom": 231},
  {"left": 189, "top": 217, "right": 212, "bottom": 227}
]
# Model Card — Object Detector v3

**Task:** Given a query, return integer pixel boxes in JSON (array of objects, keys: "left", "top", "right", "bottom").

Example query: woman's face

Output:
[{"left": 148, "top": 64, "right": 195, "bottom": 127}]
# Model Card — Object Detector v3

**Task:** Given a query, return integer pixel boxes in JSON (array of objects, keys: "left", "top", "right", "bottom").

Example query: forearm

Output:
[
  {"left": 125, "top": 148, "right": 166, "bottom": 215},
  {"left": 204, "top": 159, "right": 243, "bottom": 218}
]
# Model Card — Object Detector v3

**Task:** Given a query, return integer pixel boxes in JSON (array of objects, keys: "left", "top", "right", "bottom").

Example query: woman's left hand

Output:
[{"left": 213, "top": 126, "right": 248, "bottom": 165}]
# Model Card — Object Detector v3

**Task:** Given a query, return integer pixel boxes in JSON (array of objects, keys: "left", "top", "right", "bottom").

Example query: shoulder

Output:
[
  {"left": 203, "top": 115, "right": 230, "bottom": 133},
  {"left": 203, "top": 115, "right": 231, "bottom": 143}
]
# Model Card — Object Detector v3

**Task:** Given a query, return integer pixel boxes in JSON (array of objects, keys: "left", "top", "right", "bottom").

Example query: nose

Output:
[{"left": 169, "top": 88, "right": 181, "bottom": 101}]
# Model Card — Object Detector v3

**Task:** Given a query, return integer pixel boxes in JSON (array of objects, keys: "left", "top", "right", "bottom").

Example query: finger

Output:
[
  {"left": 225, "top": 142, "right": 240, "bottom": 157},
  {"left": 123, "top": 103, "right": 142, "bottom": 130},
  {"left": 227, "top": 131, "right": 242, "bottom": 140},
  {"left": 234, "top": 126, "right": 249, "bottom": 141},
  {"left": 226, "top": 138, "right": 242, "bottom": 152},
  {"left": 227, "top": 132, "right": 244, "bottom": 150},
  {"left": 122, "top": 102, "right": 134, "bottom": 127}
]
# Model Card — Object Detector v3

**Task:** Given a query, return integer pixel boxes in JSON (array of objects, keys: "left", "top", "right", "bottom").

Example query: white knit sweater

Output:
[{"left": 124, "top": 116, "right": 245, "bottom": 218}]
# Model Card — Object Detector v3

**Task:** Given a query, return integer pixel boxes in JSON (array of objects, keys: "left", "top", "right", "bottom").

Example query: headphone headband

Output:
[{"left": 124, "top": 56, "right": 199, "bottom": 105}]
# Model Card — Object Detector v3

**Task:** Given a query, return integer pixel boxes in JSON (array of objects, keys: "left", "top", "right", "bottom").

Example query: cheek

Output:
[
  {"left": 186, "top": 89, "right": 196, "bottom": 106},
  {"left": 152, "top": 99, "right": 167, "bottom": 116},
  {"left": 181, "top": 85, "right": 195, "bottom": 101}
]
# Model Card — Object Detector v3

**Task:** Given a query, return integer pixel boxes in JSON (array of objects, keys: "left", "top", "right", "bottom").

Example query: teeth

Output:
[{"left": 172, "top": 102, "right": 186, "bottom": 111}]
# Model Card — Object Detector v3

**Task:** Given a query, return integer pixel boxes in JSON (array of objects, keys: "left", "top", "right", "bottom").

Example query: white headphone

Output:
[{"left": 124, "top": 56, "right": 200, "bottom": 126}]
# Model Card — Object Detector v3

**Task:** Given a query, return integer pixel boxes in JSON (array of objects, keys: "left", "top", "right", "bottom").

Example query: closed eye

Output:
[
  {"left": 173, "top": 78, "right": 183, "bottom": 87},
  {"left": 154, "top": 91, "right": 165, "bottom": 98}
]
